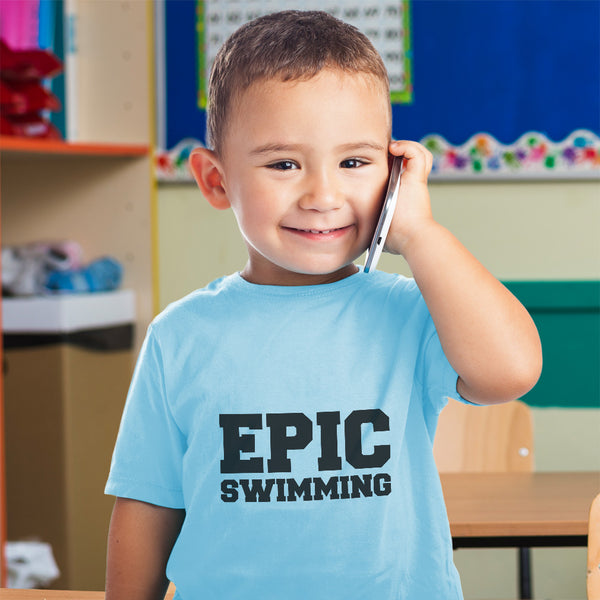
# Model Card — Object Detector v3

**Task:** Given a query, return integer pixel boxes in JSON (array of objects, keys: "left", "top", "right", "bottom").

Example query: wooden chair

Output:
[
  {"left": 434, "top": 398, "right": 533, "bottom": 473},
  {"left": 434, "top": 398, "right": 534, "bottom": 599},
  {"left": 589, "top": 493, "right": 600, "bottom": 600}
]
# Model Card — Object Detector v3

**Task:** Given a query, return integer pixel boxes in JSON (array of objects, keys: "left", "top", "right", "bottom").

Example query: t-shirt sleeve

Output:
[
  {"left": 105, "top": 324, "right": 186, "bottom": 508},
  {"left": 417, "top": 317, "right": 478, "bottom": 415}
]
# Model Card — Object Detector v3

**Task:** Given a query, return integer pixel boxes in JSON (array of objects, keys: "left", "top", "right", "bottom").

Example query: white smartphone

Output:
[{"left": 364, "top": 156, "right": 404, "bottom": 273}]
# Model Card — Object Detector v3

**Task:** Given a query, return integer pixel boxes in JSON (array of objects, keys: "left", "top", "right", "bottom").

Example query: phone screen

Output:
[{"left": 364, "top": 156, "right": 404, "bottom": 273}]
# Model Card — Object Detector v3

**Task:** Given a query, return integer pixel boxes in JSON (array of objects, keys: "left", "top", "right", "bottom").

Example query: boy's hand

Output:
[{"left": 383, "top": 140, "right": 435, "bottom": 257}]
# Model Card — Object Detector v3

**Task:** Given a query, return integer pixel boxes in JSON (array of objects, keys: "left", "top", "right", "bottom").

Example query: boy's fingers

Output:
[{"left": 389, "top": 140, "right": 433, "bottom": 179}]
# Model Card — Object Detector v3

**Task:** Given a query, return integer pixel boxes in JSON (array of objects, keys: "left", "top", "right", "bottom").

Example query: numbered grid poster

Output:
[{"left": 197, "top": 1, "right": 412, "bottom": 108}]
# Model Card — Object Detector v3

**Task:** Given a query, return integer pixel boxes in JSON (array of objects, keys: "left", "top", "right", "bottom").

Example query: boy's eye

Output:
[
  {"left": 340, "top": 158, "right": 366, "bottom": 169},
  {"left": 268, "top": 160, "right": 298, "bottom": 171}
]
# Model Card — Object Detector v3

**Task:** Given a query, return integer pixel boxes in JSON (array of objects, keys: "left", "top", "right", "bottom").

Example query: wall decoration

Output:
[
  {"left": 424, "top": 130, "right": 600, "bottom": 180},
  {"left": 156, "top": 138, "right": 199, "bottom": 182},
  {"left": 197, "top": 0, "right": 412, "bottom": 108}
]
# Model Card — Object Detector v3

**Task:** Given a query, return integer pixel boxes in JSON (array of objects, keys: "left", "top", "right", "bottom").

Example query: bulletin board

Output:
[{"left": 156, "top": 0, "right": 600, "bottom": 180}]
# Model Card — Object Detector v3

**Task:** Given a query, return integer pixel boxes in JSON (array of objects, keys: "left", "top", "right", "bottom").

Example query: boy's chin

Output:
[{"left": 288, "top": 251, "right": 366, "bottom": 274}]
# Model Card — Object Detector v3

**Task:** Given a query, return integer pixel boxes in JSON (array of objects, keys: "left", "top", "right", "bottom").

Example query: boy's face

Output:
[{"left": 217, "top": 69, "right": 391, "bottom": 286}]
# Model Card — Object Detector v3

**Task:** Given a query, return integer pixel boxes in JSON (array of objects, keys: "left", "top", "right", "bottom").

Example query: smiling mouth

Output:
[{"left": 285, "top": 226, "right": 350, "bottom": 234}]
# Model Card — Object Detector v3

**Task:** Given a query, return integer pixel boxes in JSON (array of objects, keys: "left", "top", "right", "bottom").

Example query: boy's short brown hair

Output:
[{"left": 207, "top": 10, "right": 390, "bottom": 156}]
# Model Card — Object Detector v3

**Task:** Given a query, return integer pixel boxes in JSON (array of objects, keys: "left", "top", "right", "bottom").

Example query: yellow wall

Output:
[{"left": 157, "top": 178, "right": 599, "bottom": 599}]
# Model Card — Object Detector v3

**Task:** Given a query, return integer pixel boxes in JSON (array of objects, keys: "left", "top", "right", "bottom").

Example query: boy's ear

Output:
[{"left": 189, "top": 148, "right": 230, "bottom": 210}]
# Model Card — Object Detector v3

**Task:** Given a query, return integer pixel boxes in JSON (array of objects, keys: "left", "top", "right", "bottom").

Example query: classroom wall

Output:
[
  {"left": 156, "top": 178, "right": 599, "bottom": 599},
  {"left": 157, "top": 179, "right": 600, "bottom": 305}
]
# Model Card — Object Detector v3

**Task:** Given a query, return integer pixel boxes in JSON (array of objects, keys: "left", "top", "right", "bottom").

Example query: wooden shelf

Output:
[{"left": 0, "top": 136, "right": 149, "bottom": 158}]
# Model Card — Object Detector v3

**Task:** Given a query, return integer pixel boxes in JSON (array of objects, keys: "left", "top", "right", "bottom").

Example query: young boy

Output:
[{"left": 105, "top": 11, "right": 542, "bottom": 600}]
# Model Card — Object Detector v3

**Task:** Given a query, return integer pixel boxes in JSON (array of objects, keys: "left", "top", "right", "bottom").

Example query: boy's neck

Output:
[{"left": 239, "top": 262, "right": 360, "bottom": 286}]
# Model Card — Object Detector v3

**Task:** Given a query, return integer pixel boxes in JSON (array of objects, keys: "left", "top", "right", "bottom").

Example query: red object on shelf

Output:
[
  {"left": 0, "top": 39, "right": 62, "bottom": 81},
  {"left": 0, "top": 79, "right": 26, "bottom": 113},
  {"left": 1, "top": 114, "right": 62, "bottom": 139},
  {"left": 1, "top": 79, "right": 61, "bottom": 115},
  {"left": 0, "top": 40, "right": 63, "bottom": 139}
]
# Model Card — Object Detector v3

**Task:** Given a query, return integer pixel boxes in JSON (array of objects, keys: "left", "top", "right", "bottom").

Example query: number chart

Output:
[{"left": 197, "top": 1, "right": 412, "bottom": 108}]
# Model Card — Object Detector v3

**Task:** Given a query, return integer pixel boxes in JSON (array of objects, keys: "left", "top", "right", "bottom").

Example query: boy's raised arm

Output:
[
  {"left": 386, "top": 141, "right": 543, "bottom": 405},
  {"left": 106, "top": 497, "right": 185, "bottom": 600}
]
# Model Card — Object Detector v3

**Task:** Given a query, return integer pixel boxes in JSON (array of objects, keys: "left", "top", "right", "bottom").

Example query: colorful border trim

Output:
[
  {"left": 155, "top": 129, "right": 600, "bottom": 182},
  {"left": 155, "top": 138, "right": 200, "bottom": 182},
  {"left": 425, "top": 129, "right": 600, "bottom": 180}
]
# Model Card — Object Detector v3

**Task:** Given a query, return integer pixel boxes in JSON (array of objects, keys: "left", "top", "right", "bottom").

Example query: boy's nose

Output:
[{"left": 298, "top": 170, "right": 343, "bottom": 212}]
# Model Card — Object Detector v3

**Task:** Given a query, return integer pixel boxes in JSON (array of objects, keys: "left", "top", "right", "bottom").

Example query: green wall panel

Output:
[{"left": 505, "top": 281, "right": 600, "bottom": 408}]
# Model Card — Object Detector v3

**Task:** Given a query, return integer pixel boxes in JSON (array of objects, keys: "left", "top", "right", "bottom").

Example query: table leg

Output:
[{"left": 519, "top": 547, "right": 532, "bottom": 599}]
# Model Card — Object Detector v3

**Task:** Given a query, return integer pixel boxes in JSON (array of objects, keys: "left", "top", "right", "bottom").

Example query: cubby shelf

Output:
[{"left": 0, "top": 136, "right": 150, "bottom": 157}]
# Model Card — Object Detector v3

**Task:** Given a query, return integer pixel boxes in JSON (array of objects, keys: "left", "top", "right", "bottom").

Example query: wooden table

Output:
[
  {"left": 441, "top": 471, "right": 599, "bottom": 548},
  {"left": 443, "top": 471, "right": 599, "bottom": 599}
]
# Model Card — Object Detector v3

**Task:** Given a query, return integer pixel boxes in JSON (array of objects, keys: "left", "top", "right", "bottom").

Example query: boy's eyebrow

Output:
[
  {"left": 336, "top": 141, "right": 387, "bottom": 153},
  {"left": 249, "top": 143, "right": 304, "bottom": 156},
  {"left": 249, "top": 141, "right": 387, "bottom": 156}
]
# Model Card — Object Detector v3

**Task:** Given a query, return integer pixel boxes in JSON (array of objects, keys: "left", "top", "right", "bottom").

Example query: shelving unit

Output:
[{"left": 1, "top": 0, "right": 155, "bottom": 589}]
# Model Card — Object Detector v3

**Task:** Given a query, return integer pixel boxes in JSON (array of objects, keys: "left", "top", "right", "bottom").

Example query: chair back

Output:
[
  {"left": 589, "top": 493, "right": 600, "bottom": 600},
  {"left": 434, "top": 399, "right": 534, "bottom": 473}
]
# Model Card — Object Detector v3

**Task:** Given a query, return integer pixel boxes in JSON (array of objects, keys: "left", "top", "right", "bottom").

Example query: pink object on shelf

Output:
[{"left": 0, "top": 0, "right": 40, "bottom": 50}]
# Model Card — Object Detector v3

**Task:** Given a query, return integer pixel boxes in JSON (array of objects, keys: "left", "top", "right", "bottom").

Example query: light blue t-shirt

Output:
[{"left": 106, "top": 269, "right": 465, "bottom": 599}]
